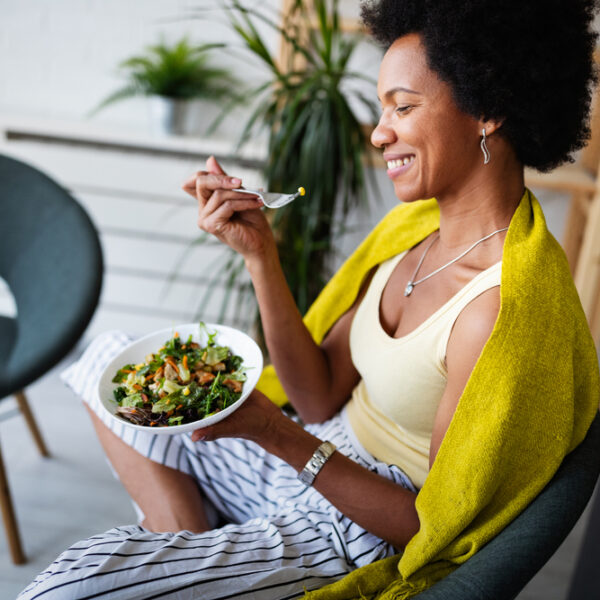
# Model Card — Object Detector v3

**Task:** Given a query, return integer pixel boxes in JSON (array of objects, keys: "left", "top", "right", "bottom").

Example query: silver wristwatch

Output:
[{"left": 297, "top": 441, "right": 337, "bottom": 486}]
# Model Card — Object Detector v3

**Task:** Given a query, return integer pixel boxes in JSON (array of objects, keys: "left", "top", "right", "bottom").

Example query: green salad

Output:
[{"left": 111, "top": 323, "right": 246, "bottom": 427}]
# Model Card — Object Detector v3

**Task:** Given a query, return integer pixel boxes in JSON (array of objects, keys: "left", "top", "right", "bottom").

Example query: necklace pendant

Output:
[{"left": 404, "top": 282, "right": 414, "bottom": 297}]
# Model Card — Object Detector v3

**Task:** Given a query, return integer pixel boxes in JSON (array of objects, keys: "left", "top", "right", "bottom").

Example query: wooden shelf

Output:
[
  {"left": 0, "top": 115, "right": 267, "bottom": 169},
  {"left": 525, "top": 165, "right": 596, "bottom": 196}
]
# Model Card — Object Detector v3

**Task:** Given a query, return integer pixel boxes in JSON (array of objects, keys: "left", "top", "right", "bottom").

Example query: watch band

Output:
[{"left": 297, "top": 440, "right": 337, "bottom": 486}]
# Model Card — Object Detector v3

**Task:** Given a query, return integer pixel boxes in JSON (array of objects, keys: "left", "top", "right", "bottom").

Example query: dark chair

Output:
[
  {"left": 566, "top": 480, "right": 600, "bottom": 599},
  {"left": 0, "top": 154, "right": 103, "bottom": 564},
  {"left": 415, "top": 412, "right": 600, "bottom": 599}
]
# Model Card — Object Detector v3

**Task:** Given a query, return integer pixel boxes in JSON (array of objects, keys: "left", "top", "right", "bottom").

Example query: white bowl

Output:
[{"left": 96, "top": 323, "right": 263, "bottom": 435}]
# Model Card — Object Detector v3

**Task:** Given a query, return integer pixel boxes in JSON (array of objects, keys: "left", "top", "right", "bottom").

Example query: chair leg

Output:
[
  {"left": 574, "top": 191, "right": 600, "bottom": 318},
  {"left": 561, "top": 192, "right": 589, "bottom": 275},
  {"left": 0, "top": 437, "right": 26, "bottom": 564},
  {"left": 15, "top": 391, "right": 50, "bottom": 457}
]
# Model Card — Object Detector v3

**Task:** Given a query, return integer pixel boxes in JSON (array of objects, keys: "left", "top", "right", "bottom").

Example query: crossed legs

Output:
[{"left": 86, "top": 406, "right": 211, "bottom": 533}]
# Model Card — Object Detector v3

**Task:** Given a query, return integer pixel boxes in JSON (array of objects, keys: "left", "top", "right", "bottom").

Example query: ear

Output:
[{"left": 478, "top": 117, "right": 504, "bottom": 137}]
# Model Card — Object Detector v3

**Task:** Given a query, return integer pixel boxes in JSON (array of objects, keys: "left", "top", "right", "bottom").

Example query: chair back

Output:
[
  {"left": 0, "top": 154, "right": 103, "bottom": 398},
  {"left": 416, "top": 412, "right": 600, "bottom": 600}
]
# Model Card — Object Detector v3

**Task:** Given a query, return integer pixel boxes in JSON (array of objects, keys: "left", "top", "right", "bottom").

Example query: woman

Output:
[{"left": 19, "top": 0, "right": 600, "bottom": 599}]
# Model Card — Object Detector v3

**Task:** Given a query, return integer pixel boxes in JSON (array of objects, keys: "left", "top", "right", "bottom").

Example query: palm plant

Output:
[
  {"left": 190, "top": 0, "right": 380, "bottom": 339},
  {"left": 91, "top": 37, "right": 235, "bottom": 114}
]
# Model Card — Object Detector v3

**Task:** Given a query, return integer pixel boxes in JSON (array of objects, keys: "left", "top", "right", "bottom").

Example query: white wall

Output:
[
  {"left": 0, "top": 0, "right": 283, "bottom": 138},
  {"left": 0, "top": 0, "right": 375, "bottom": 136}
]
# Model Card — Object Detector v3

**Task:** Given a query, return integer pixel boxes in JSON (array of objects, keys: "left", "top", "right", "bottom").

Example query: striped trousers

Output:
[{"left": 18, "top": 332, "right": 416, "bottom": 600}]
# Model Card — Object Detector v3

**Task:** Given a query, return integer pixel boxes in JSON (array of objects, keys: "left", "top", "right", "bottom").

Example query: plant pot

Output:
[{"left": 148, "top": 96, "right": 195, "bottom": 136}]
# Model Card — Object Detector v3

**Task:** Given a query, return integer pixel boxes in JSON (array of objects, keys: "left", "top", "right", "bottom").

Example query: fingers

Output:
[
  {"left": 191, "top": 426, "right": 213, "bottom": 443},
  {"left": 203, "top": 188, "right": 260, "bottom": 214},
  {"left": 198, "top": 196, "right": 262, "bottom": 235},
  {"left": 181, "top": 155, "right": 229, "bottom": 198},
  {"left": 181, "top": 172, "right": 242, "bottom": 203},
  {"left": 206, "top": 155, "right": 227, "bottom": 175},
  {"left": 190, "top": 389, "right": 277, "bottom": 444},
  {"left": 182, "top": 156, "right": 262, "bottom": 237}
]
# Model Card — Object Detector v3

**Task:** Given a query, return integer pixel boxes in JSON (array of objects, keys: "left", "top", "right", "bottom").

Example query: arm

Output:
[
  {"left": 191, "top": 283, "right": 501, "bottom": 549},
  {"left": 182, "top": 157, "right": 367, "bottom": 423},
  {"left": 193, "top": 390, "right": 421, "bottom": 549},
  {"left": 429, "top": 286, "right": 501, "bottom": 467},
  {"left": 246, "top": 252, "right": 372, "bottom": 422}
]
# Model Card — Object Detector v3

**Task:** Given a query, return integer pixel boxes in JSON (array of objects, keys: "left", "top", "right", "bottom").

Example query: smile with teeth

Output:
[{"left": 387, "top": 155, "right": 415, "bottom": 169}]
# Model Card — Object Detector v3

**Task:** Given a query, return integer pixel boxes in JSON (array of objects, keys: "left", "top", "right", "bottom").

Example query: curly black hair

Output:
[{"left": 361, "top": 0, "right": 599, "bottom": 172}]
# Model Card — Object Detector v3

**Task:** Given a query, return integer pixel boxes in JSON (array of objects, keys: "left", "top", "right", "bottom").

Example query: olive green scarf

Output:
[{"left": 257, "top": 189, "right": 599, "bottom": 599}]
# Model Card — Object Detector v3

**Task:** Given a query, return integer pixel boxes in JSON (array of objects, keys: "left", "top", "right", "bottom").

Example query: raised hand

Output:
[{"left": 182, "top": 156, "right": 276, "bottom": 262}]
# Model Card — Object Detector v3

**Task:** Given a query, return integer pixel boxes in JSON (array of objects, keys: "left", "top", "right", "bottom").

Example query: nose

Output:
[{"left": 371, "top": 113, "right": 396, "bottom": 149}]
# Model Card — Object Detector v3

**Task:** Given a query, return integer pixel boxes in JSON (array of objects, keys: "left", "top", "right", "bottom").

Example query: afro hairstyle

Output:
[{"left": 361, "top": 0, "right": 599, "bottom": 171}]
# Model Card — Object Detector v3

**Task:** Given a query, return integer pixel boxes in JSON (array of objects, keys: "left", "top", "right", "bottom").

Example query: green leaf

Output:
[
  {"left": 90, "top": 36, "right": 238, "bottom": 115},
  {"left": 152, "top": 396, "right": 178, "bottom": 414},
  {"left": 113, "top": 386, "right": 128, "bottom": 403},
  {"left": 112, "top": 364, "right": 135, "bottom": 384},
  {"left": 205, "top": 346, "right": 230, "bottom": 366},
  {"left": 121, "top": 393, "right": 145, "bottom": 408}
]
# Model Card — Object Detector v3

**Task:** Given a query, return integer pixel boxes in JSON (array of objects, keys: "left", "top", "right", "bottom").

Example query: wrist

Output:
[
  {"left": 260, "top": 413, "right": 320, "bottom": 472},
  {"left": 297, "top": 441, "right": 337, "bottom": 486},
  {"left": 244, "top": 246, "right": 280, "bottom": 278}
]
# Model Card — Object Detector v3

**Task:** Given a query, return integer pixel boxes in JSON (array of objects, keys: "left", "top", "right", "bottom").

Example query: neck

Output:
[{"left": 435, "top": 160, "right": 524, "bottom": 250}]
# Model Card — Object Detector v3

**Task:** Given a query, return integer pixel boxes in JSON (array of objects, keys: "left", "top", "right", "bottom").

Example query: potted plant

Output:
[
  {"left": 189, "top": 0, "right": 379, "bottom": 343},
  {"left": 91, "top": 37, "right": 236, "bottom": 135}
]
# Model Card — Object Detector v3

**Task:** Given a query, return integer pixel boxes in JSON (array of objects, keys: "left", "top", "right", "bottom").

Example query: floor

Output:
[
  {"left": 0, "top": 354, "right": 136, "bottom": 600},
  {"left": 0, "top": 353, "right": 596, "bottom": 600}
]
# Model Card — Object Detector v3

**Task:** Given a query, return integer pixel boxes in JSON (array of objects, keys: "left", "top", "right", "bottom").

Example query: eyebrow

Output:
[{"left": 379, "top": 86, "right": 422, "bottom": 101}]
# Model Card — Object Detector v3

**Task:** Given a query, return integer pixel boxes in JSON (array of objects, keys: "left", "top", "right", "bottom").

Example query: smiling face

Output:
[{"left": 372, "top": 34, "right": 485, "bottom": 202}]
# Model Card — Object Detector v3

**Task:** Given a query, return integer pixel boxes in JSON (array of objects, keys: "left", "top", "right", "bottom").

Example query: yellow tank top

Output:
[{"left": 345, "top": 250, "right": 502, "bottom": 488}]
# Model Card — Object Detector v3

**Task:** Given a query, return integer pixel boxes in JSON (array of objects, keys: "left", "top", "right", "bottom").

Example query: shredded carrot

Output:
[
  {"left": 131, "top": 408, "right": 137, "bottom": 414},
  {"left": 150, "top": 421, "right": 156, "bottom": 427},
  {"left": 145, "top": 372, "right": 156, "bottom": 380},
  {"left": 121, "top": 369, "right": 136, "bottom": 374},
  {"left": 166, "top": 357, "right": 178, "bottom": 370},
  {"left": 174, "top": 331, "right": 179, "bottom": 337},
  {"left": 182, "top": 344, "right": 187, "bottom": 350},
  {"left": 183, "top": 355, "right": 188, "bottom": 369},
  {"left": 133, "top": 384, "right": 142, "bottom": 391},
  {"left": 176, "top": 404, "right": 183, "bottom": 410}
]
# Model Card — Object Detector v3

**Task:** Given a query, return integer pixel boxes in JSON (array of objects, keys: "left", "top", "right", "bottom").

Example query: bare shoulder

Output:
[{"left": 446, "top": 286, "right": 501, "bottom": 374}]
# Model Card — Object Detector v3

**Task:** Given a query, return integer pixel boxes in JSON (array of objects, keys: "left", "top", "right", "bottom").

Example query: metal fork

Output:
[{"left": 232, "top": 186, "right": 305, "bottom": 209}]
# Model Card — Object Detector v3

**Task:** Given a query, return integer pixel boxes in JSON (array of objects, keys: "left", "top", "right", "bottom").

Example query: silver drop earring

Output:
[{"left": 480, "top": 128, "right": 491, "bottom": 164}]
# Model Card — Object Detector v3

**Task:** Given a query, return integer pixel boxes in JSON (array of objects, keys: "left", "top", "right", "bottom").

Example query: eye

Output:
[{"left": 395, "top": 105, "right": 413, "bottom": 115}]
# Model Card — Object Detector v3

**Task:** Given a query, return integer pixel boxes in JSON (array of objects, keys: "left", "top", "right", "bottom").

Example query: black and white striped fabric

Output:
[{"left": 18, "top": 332, "right": 416, "bottom": 600}]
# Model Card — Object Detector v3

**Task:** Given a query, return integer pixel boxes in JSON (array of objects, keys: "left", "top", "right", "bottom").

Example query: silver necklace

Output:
[{"left": 404, "top": 227, "right": 509, "bottom": 297}]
